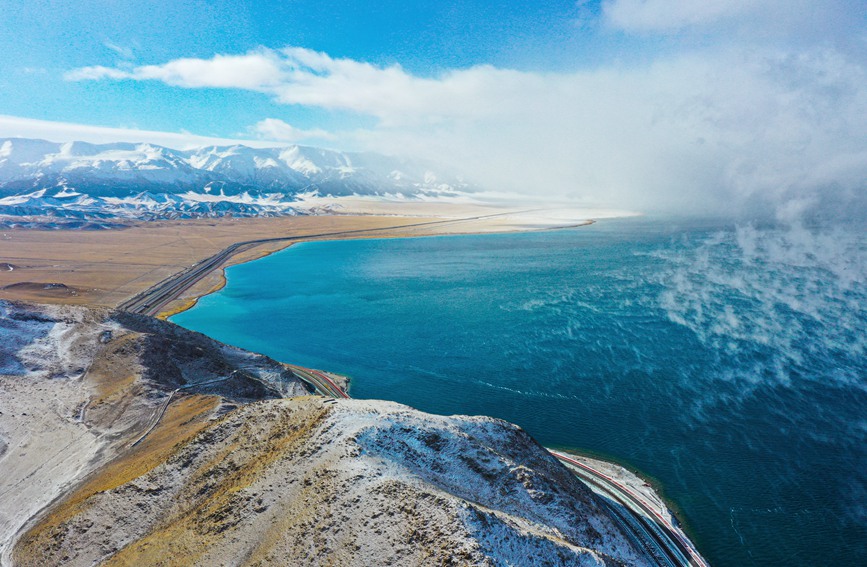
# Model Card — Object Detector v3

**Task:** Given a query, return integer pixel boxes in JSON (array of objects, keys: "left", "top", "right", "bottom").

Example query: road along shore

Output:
[{"left": 1, "top": 202, "right": 605, "bottom": 311}]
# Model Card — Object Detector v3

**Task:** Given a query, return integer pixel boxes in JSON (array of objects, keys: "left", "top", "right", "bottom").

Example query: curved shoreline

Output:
[
  {"left": 143, "top": 214, "right": 708, "bottom": 563},
  {"left": 151, "top": 217, "right": 595, "bottom": 320},
  {"left": 155, "top": 217, "right": 708, "bottom": 565},
  {"left": 155, "top": 241, "right": 298, "bottom": 319}
]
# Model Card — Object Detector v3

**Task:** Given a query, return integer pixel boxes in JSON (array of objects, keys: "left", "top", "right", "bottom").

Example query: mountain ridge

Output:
[{"left": 0, "top": 137, "right": 473, "bottom": 223}]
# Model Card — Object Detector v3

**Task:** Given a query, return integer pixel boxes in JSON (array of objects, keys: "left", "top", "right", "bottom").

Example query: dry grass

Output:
[
  {"left": 102, "top": 401, "right": 330, "bottom": 566},
  {"left": 84, "top": 333, "right": 141, "bottom": 407},
  {"left": 0, "top": 215, "right": 441, "bottom": 308},
  {"left": 13, "top": 395, "right": 221, "bottom": 566}
]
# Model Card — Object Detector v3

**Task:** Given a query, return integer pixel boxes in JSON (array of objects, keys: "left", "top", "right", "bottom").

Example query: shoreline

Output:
[
  {"left": 155, "top": 240, "right": 298, "bottom": 320},
  {"left": 0, "top": 201, "right": 614, "bottom": 308},
  {"left": 0, "top": 208, "right": 708, "bottom": 565},
  {"left": 154, "top": 218, "right": 596, "bottom": 320},
  {"left": 154, "top": 218, "right": 708, "bottom": 565}
]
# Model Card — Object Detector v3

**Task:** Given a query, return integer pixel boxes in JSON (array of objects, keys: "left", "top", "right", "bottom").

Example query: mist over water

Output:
[
  {"left": 173, "top": 217, "right": 866, "bottom": 566},
  {"left": 654, "top": 222, "right": 866, "bottom": 391}
]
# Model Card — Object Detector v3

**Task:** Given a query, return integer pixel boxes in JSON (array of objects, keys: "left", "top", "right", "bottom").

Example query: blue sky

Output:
[
  {"left": 0, "top": 1, "right": 865, "bottom": 213},
  {"left": 1, "top": 1, "right": 614, "bottom": 137}
]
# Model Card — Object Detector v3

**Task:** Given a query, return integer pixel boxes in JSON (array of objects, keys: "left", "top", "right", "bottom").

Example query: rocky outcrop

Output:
[{"left": 0, "top": 301, "right": 310, "bottom": 564}]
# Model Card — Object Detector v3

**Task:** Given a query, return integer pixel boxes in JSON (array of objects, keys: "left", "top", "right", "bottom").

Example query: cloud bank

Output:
[
  {"left": 60, "top": 3, "right": 867, "bottom": 218},
  {"left": 0, "top": 115, "right": 283, "bottom": 150},
  {"left": 250, "top": 118, "right": 335, "bottom": 142}
]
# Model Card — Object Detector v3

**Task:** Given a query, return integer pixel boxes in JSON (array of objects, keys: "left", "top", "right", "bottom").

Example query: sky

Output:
[{"left": 1, "top": 0, "right": 865, "bottom": 216}]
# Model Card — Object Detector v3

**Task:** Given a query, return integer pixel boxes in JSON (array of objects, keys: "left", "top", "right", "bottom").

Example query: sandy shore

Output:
[{"left": 0, "top": 199, "right": 632, "bottom": 315}]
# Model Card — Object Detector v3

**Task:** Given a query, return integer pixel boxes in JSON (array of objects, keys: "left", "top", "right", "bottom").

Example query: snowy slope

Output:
[
  {"left": 2, "top": 302, "right": 651, "bottom": 566},
  {"left": 0, "top": 138, "right": 472, "bottom": 222}
]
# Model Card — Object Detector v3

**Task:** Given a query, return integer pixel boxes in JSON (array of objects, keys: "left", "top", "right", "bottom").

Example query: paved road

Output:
[
  {"left": 285, "top": 364, "right": 350, "bottom": 399},
  {"left": 550, "top": 450, "right": 709, "bottom": 567},
  {"left": 119, "top": 212, "right": 537, "bottom": 316}
]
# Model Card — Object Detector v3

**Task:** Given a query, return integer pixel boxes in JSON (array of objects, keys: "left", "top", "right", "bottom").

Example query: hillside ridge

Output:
[{"left": 0, "top": 301, "right": 650, "bottom": 566}]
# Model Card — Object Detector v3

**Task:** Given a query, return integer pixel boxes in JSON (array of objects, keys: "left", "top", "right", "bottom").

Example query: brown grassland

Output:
[
  {"left": 0, "top": 204, "right": 595, "bottom": 316},
  {"left": 0, "top": 214, "right": 462, "bottom": 310}
]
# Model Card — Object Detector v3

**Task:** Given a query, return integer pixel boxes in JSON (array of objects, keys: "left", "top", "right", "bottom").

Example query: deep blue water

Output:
[{"left": 172, "top": 217, "right": 866, "bottom": 566}]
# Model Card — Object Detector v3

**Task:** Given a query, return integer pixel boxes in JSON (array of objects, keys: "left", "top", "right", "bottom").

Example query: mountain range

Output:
[{"left": 0, "top": 138, "right": 472, "bottom": 224}]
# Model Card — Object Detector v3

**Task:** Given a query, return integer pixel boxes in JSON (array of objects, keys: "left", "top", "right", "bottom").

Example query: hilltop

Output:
[{"left": 0, "top": 301, "right": 649, "bottom": 566}]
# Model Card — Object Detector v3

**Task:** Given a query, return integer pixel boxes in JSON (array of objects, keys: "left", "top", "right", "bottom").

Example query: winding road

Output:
[
  {"left": 551, "top": 450, "right": 709, "bottom": 567},
  {"left": 285, "top": 364, "right": 351, "bottom": 399},
  {"left": 129, "top": 376, "right": 235, "bottom": 447}
]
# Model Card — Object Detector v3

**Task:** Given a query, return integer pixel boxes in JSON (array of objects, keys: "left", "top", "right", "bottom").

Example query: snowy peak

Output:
[
  {"left": 0, "top": 138, "right": 199, "bottom": 185},
  {"left": 0, "top": 137, "right": 474, "bottom": 222},
  {"left": 0, "top": 137, "right": 469, "bottom": 193}
]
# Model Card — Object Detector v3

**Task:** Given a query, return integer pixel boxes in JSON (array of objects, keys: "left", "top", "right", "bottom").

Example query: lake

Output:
[{"left": 172, "top": 217, "right": 867, "bottom": 566}]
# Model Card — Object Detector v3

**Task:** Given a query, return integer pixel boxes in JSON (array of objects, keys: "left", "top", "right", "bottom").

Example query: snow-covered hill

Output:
[
  {"left": 1, "top": 302, "right": 650, "bottom": 566},
  {"left": 0, "top": 138, "right": 472, "bottom": 223}
]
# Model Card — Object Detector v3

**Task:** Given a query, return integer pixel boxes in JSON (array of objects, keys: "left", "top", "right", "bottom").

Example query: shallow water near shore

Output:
[{"left": 172, "top": 217, "right": 867, "bottom": 566}]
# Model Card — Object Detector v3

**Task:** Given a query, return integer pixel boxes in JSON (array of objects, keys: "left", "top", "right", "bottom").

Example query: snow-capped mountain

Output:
[{"left": 0, "top": 138, "right": 472, "bottom": 223}]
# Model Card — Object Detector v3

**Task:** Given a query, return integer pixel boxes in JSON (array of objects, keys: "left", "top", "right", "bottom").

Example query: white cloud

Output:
[
  {"left": 136, "top": 52, "right": 284, "bottom": 89},
  {"left": 66, "top": 48, "right": 531, "bottom": 125},
  {"left": 55, "top": 12, "right": 867, "bottom": 216},
  {"left": 66, "top": 51, "right": 284, "bottom": 89},
  {"left": 0, "top": 115, "right": 284, "bottom": 150},
  {"left": 64, "top": 65, "right": 132, "bottom": 81},
  {"left": 344, "top": 48, "right": 867, "bottom": 215},
  {"left": 601, "top": 0, "right": 863, "bottom": 42},
  {"left": 103, "top": 40, "right": 134, "bottom": 60},
  {"left": 251, "top": 118, "right": 336, "bottom": 142}
]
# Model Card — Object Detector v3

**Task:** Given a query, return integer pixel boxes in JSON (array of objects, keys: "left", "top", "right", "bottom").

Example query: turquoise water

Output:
[{"left": 172, "top": 218, "right": 866, "bottom": 566}]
